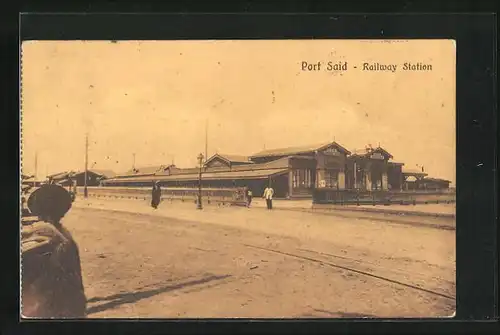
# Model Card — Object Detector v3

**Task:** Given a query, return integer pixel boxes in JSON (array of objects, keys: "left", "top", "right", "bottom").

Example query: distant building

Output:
[
  {"left": 21, "top": 174, "right": 44, "bottom": 191},
  {"left": 47, "top": 171, "right": 72, "bottom": 185},
  {"left": 401, "top": 169, "right": 451, "bottom": 191},
  {"left": 47, "top": 170, "right": 116, "bottom": 187},
  {"left": 420, "top": 178, "right": 451, "bottom": 190}
]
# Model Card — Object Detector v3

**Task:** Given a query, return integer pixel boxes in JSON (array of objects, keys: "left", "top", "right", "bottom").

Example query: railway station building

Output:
[{"left": 102, "top": 141, "right": 433, "bottom": 199}]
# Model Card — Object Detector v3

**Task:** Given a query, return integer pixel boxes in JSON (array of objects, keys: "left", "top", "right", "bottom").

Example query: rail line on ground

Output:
[{"left": 243, "top": 244, "right": 456, "bottom": 301}]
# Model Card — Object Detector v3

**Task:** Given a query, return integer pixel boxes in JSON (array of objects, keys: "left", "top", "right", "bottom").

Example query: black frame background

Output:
[{"left": 3, "top": 3, "right": 497, "bottom": 335}]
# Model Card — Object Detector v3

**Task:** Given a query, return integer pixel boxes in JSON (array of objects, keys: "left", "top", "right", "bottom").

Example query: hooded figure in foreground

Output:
[{"left": 21, "top": 184, "right": 87, "bottom": 318}]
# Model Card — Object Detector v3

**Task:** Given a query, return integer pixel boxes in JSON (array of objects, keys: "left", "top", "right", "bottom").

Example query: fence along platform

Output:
[
  {"left": 75, "top": 186, "right": 248, "bottom": 206},
  {"left": 312, "top": 188, "right": 456, "bottom": 205}
]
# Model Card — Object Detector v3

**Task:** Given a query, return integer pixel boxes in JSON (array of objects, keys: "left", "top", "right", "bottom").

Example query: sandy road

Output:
[{"left": 63, "top": 198, "right": 455, "bottom": 318}]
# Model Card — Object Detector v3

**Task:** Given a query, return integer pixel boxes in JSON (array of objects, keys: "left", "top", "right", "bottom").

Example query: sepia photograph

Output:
[{"left": 20, "top": 39, "right": 456, "bottom": 319}]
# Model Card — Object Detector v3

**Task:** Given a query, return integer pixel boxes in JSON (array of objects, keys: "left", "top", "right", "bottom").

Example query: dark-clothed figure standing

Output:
[
  {"left": 263, "top": 185, "right": 274, "bottom": 210},
  {"left": 151, "top": 182, "right": 162, "bottom": 209}
]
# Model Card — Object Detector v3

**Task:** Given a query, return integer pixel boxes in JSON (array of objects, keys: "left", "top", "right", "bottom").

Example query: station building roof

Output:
[
  {"left": 350, "top": 146, "right": 394, "bottom": 160},
  {"left": 205, "top": 153, "right": 252, "bottom": 165},
  {"left": 104, "top": 167, "right": 289, "bottom": 184},
  {"left": 154, "top": 156, "right": 291, "bottom": 176},
  {"left": 249, "top": 141, "right": 351, "bottom": 159},
  {"left": 123, "top": 166, "right": 165, "bottom": 176},
  {"left": 402, "top": 169, "right": 428, "bottom": 177},
  {"left": 421, "top": 177, "right": 451, "bottom": 183},
  {"left": 116, "top": 165, "right": 176, "bottom": 178}
]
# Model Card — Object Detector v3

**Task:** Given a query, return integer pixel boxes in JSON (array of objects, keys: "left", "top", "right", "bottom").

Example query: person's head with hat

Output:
[{"left": 27, "top": 184, "right": 73, "bottom": 225}]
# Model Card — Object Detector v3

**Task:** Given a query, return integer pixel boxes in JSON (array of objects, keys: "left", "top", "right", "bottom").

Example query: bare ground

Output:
[{"left": 61, "top": 198, "right": 455, "bottom": 318}]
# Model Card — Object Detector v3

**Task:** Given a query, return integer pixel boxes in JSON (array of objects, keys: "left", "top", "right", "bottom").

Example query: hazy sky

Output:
[{"left": 21, "top": 40, "right": 456, "bottom": 183}]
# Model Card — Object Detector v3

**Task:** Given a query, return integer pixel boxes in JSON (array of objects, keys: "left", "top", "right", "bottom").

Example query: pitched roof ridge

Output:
[{"left": 250, "top": 140, "right": 350, "bottom": 157}]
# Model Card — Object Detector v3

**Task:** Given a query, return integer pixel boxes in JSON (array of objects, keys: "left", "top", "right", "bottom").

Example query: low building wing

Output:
[{"left": 104, "top": 168, "right": 289, "bottom": 184}]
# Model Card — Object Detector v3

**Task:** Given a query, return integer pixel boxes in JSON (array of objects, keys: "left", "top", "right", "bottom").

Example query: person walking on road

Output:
[
  {"left": 246, "top": 187, "right": 253, "bottom": 207},
  {"left": 151, "top": 181, "right": 162, "bottom": 209},
  {"left": 263, "top": 185, "right": 274, "bottom": 210}
]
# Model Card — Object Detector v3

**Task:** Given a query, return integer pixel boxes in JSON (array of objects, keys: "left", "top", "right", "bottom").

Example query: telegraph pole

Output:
[
  {"left": 34, "top": 152, "right": 38, "bottom": 187},
  {"left": 84, "top": 133, "right": 88, "bottom": 198},
  {"left": 197, "top": 153, "right": 204, "bottom": 210}
]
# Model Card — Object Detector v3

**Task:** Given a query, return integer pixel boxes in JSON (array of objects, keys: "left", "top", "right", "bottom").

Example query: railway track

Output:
[{"left": 243, "top": 244, "right": 456, "bottom": 301}]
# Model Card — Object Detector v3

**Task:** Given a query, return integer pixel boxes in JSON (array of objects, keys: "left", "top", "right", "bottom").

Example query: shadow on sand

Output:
[
  {"left": 309, "top": 308, "right": 377, "bottom": 318},
  {"left": 86, "top": 274, "right": 231, "bottom": 315}
]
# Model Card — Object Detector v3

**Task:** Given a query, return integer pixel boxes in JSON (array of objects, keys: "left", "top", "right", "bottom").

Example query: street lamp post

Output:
[
  {"left": 84, "top": 134, "right": 89, "bottom": 198},
  {"left": 197, "top": 153, "right": 204, "bottom": 210}
]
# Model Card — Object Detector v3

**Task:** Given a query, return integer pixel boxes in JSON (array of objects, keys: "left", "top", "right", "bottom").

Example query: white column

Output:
[
  {"left": 365, "top": 171, "right": 371, "bottom": 191},
  {"left": 317, "top": 170, "right": 325, "bottom": 188},
  {"left": 382, "top": 172, "right": 388, "bottom": 190}
]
